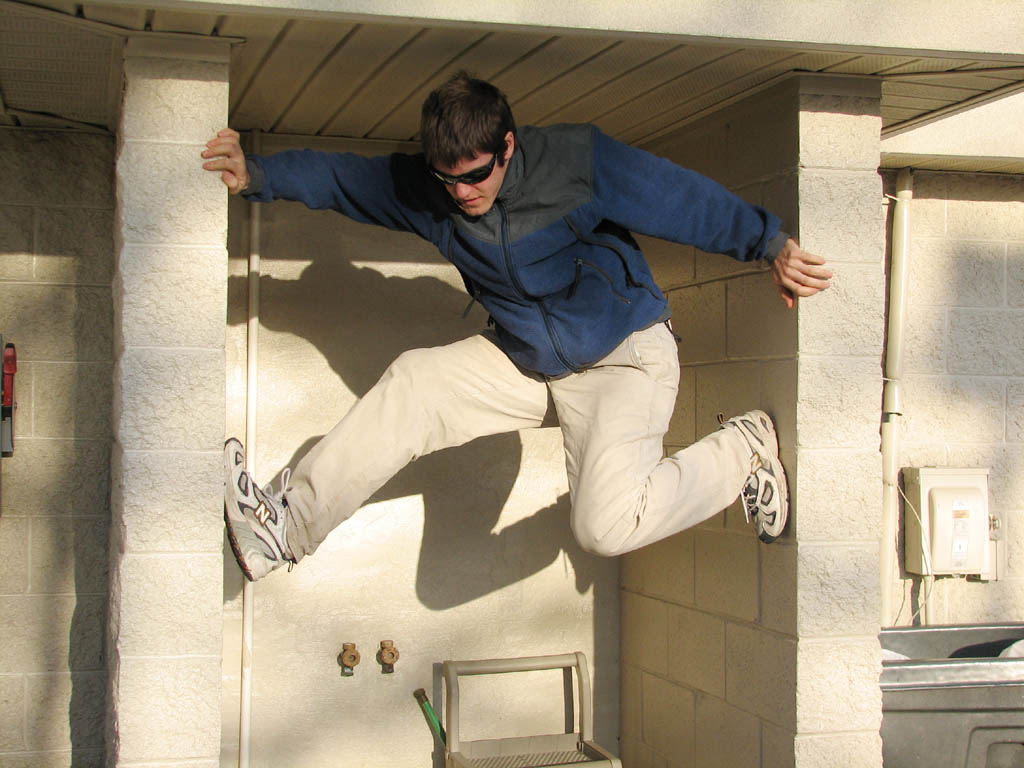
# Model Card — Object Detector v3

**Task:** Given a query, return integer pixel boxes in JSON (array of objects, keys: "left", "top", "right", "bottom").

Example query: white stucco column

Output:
[
  {"left": 791, "top": 74, "right": 886, "bottom": 767},
  {"left": 108, "top": 36, "right": 231, "bottom": 766}
]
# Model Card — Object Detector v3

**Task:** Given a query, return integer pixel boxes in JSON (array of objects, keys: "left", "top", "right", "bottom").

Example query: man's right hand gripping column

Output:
[{"left": 202, "top": 128, "right": 250, "bottom": 195}]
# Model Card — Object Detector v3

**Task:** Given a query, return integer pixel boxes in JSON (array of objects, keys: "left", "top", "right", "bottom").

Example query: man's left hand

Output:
[{"left": 770, "top": 239, "right": 832, "bottom": 309}]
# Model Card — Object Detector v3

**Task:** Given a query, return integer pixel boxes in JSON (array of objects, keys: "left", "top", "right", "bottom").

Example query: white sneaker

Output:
[
  {"left": 223, "top": 438, "right": 295, "bottom": 581},
  {"left": 719, "top": 410, "right": 789, "bottom": 542}
]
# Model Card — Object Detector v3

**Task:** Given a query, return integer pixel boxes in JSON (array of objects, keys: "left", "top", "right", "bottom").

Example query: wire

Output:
[
  {"left": 897, "top": 484, "right": 936, "bottom": 624},
  {"left": 910, "top": 577, "right": 934, "bottom": 625}
]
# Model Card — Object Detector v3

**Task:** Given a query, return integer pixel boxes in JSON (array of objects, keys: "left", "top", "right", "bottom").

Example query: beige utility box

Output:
[{"left": 903, "top": 467, "right": 990, "bottom": 576}]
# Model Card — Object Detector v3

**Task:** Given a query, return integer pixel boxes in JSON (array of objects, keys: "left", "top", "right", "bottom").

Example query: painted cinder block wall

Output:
[
  {"left": 0, "top": 127, "right": 113, "bottom": 767},
  {"left": 621, "top": 76, "right": 886, "bottom": 768},
  {"left": 220, "top": 134, "right": 620, "bottom": 768},
  {"left": 885, "top": 168, "right": 1024, "bottom": 624}
]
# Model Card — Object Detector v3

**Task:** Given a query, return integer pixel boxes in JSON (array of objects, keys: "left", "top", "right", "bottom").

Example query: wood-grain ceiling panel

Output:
[
  {"left": 596, "top": 48, "right": 786, "bottom": 141},
  {"left": 512, "top": 37, "right": 681, "bottom": 128},
  {"left": 881, "top": 104, "right": 922, "bottom": 124},
  {"left": 539, "top": 44, "right": 728, "bottom": 127},
  {"left": 885, "top": 94, "right": 957, "bottom": 114},
  {"left": 878, "top": 57, "right": 987, "bottom": 75},
  {"left": 275, "top": 23, "right": 421, "bottom": 135},
  {"left": 5, "top": 2, "right": 1024, "bottom": 150},
  {"left": 913, "top": 72, "right": 1022, "bottom": 92},
  {"left": 489, "top": 34, "right": 623, "bottom": 105},
  {"left": 0, "top": 12, "right": 115, "bottom": 125},
  {"left": 19, "top": 0, "right": 75, "bottom": 14},
  {"left": 369, "top": 30, "right": 554, "bottom": 140},
  {"left": 83, "top": 3, "right": 146, "bottom": 30},
  {"left": 818, "top": 54, "right": 936, "bottom": 75},
  {"left": 219, "top": 15, "right": 288, "bottom": 115},
  {"left": 884, "top": 80, "right": 985, "bottom": 102},
  {"left": 955, "top": 67, "right": 1024, "bottom": 90},
  {"left": 230, "top": 18, "right": 355, "bottom": 130},
  {"left": 150, "top": 8, "right": 217, "bottom": 34},
  {"left": 321, "top": 26, "right": 487, "bottom": 138},
  {"left": 617, "top": 50, "right": 837, "bottom": 144},
  {"left": 880, "top": 153, "right": 1024, "bottom": 174}
]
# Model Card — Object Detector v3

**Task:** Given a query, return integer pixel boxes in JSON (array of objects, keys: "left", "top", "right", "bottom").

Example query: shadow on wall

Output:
[
  {"left": 882, "top": 169, "right": 1024, "bottom": 625},
  {"left": 226, "top": 255, "right": 600, "bottom": 609},
  {"left": 0, "top": 126, "right": 113, "bottom": 767}
]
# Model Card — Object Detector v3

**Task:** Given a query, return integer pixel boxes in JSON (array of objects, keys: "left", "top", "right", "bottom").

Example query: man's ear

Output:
[{"left": 503, "top": 131, "right": 515, "bottom": 163}]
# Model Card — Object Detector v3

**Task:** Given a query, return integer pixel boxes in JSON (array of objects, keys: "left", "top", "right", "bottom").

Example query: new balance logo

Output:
[{"left": 254, "top": 502, "right": 275, "bottom": 527}]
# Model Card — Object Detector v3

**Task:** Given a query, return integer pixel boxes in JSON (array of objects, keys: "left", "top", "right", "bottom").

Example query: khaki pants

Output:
[{"left": 285, "top": 322, "right": 751, "bottom": 559}]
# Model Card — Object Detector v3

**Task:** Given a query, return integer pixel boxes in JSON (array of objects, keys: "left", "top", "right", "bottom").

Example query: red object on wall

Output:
[
  {"left": 2, "top": 342, "right": 15, "bottom": 456},
  {"left": 2, "top": 344, "right": 15, "bottom": 408}
]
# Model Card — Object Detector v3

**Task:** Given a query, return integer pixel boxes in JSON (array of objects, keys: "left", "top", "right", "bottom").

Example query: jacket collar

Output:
[{"left": 496, "top": 142, "right": 525, "bottom": 204}]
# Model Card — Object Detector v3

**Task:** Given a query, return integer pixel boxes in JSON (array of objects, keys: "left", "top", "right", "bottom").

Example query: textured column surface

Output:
[
  {"left": 792, "top": 75, "right": 885, "bottom": 768},
  {"left": 108, "top": 37, "right": 230, "bottom": 767}
]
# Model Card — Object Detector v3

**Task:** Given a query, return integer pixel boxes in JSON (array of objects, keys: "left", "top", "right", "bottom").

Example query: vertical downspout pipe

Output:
[
  {"left": 239, "top": 129, "right": 261, "bottom": 768},
  {"left": 880, "top": 168, "right": 913, "bottom": 627}
]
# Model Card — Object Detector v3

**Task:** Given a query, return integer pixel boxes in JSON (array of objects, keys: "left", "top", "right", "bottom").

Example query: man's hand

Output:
[
  {"left": 770, "top": 238, "right": 832, "bottom": 309},
  {"left": 201, "top": 128, "right": 250, "bottom": 194}
]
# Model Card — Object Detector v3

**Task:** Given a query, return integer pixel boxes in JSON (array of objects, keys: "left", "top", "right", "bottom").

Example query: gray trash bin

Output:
[{"left": 880, "top": 623, "right": 1024, "bottom": 768}]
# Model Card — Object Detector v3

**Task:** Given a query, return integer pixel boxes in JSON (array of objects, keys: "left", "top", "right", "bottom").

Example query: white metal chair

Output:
[{"left": 442, "top": 652, "right": 621, "bottom": 768}]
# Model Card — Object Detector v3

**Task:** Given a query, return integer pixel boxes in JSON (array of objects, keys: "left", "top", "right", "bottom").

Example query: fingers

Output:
[
  {"left": 201, "top": 135, "right": 242, "bottom": 169},
  {"left": 774, "top": 283, "right": 796, "bottom": 310},
  {"left": 791, "top": 247, "right": 828, "bottom": 266},
  {"left": 770, "top": 238, "right": 833, "bottom": 306},
  {"left": 778, "top": 263, "right": 832, "bottom": 294},
  {"left": 200, "top": 128, "right": 249, "bottom": 193}
]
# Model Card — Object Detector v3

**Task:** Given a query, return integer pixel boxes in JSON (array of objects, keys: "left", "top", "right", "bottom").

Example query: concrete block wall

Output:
[
  {"left": 886, "top": 168, "right": 1024, "bottom": 624},
  {"left": 622, "top": 76, "right": 885, "bottom": 767},
  {"left": 107, "top": 38, "right": 230, "bottom": 767},
  {"left": 0, "top": 127, "right": 113, "bottom": 768}
]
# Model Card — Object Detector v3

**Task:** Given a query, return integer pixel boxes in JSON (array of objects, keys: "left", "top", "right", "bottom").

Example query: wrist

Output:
[{"left": 763, "top": 230, "right": 790, "bottom": 264}]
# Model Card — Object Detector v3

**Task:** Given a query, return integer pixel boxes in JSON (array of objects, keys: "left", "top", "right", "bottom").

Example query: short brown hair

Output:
[{"left": 420, "top": 72, "right": 516, "bottom": 169}]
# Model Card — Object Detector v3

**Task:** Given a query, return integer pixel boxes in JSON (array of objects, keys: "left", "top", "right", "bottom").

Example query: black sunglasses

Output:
[{"left": 430, "top": 153, "right": 497, "bottom": 186}]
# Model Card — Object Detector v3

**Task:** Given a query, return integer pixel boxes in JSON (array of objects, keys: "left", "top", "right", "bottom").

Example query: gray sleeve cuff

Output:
[
  {"left": 241, "top": 158, "right": 264, "bottom": 197},
  {"left": 763, "top": 230, "right": 790, "bottom": 264}
]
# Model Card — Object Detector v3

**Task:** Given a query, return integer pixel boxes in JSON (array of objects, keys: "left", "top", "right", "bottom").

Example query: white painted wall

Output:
[
  {"left": 886, "top": 168, "right": 1024, "bottom": 626},
  {"left": 883, "top": 92, "right": 1024, "bottom": 158},
  {"left": 0, "top": 126, "right": 113, "bottom": 768},
  {"left": 155, "top": 0, "right": 1024, "bottom": 58}
]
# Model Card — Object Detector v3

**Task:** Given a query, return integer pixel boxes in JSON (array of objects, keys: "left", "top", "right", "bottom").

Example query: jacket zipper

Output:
[
  {"left": 569, "top": 258, "right": 632, "bottom": 304},
  {"left": 498, "top": 200, "right": 575, "bottom": 372},
  {"left": 564, "top": 216, "right": 661, "bottom": 299}
]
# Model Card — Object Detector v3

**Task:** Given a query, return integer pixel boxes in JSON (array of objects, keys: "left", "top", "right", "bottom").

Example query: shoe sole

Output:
[
  {"left": 223, "top": 438, "right": 256, "bottom": 582},
  {"left": 727, "top": 410, "right": 788, "bottom": 543},
  {"left": 748, "top": 411, "right": 788, "bottom": 543}
]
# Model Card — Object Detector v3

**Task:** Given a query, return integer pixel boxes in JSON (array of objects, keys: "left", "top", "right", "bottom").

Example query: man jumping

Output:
[{"left": 202, "top": 72, "right": 831, "bottom": 581}]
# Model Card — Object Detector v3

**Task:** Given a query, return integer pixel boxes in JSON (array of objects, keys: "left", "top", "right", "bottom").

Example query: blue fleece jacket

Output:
[{"left": 243, "top": 123, "right": 786, "bottom": 377}]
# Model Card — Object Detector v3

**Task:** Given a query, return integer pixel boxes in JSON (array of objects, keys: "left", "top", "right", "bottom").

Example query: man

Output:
[{"left": 202, "top": 72, "right": 831, "bottom": 582}]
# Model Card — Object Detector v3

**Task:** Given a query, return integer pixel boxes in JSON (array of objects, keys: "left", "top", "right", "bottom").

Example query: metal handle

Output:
[{"left": 441, "top": 652, "right": 592, "bottom": 754}]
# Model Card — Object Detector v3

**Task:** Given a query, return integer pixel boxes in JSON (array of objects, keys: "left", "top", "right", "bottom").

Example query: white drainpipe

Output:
[
  {"left": 880, "top": 168, "right": 913, "bottom": 627},
  {"left": 239, "top": 129, "right": 262, "bottom": 768}
]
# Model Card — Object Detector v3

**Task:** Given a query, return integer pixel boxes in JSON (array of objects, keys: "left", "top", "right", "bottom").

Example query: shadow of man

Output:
[{"left": 228, "top": 252, "right": 598, "bottom": 608}]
